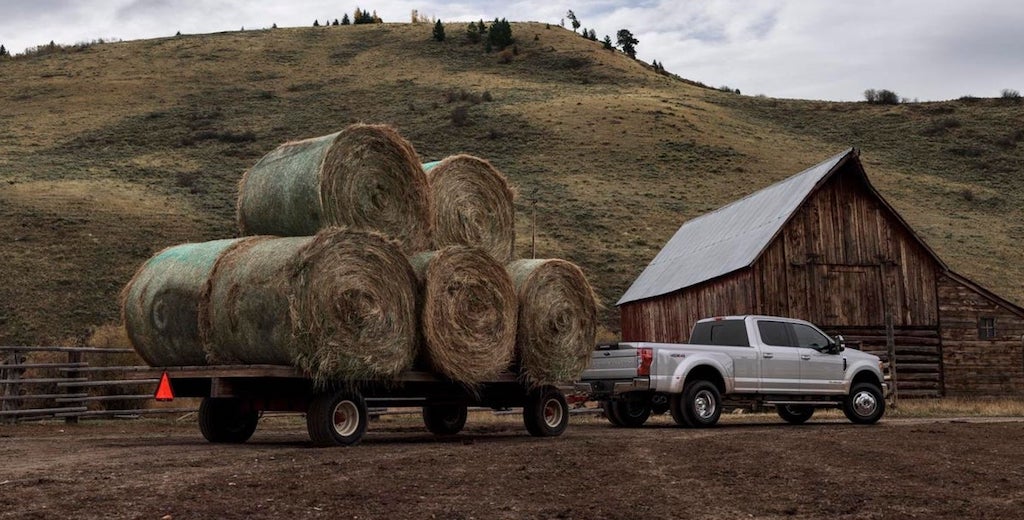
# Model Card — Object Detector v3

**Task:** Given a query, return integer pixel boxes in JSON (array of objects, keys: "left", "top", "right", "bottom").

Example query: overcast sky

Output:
[{"left": 2, "top": 0, "right": 1023, "bottom": 101}]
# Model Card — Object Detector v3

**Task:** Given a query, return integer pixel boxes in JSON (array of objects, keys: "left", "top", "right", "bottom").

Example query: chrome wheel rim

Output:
[
  {"left": 694, "top": 390, "right": 717, "bottom": 420},
  {"left": 853, "top": 390, "right": 878, "bottom": 417},
  {"left": 332, "top": 400, "right": 359, "bottom": 437},
  {"left": 543, "top": 398, "right": 564, "bottom": 428}
]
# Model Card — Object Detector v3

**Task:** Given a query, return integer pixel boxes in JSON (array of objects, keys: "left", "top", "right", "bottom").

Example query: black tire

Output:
[
  {"left": 670, "top": 380, "right": 722, "bottom": 428},
  {"left": 609, "top": 398, "right": 652, "bottom": 428},
  {"left": 198, "top": 398, "right": 259, "bottom": 443},
  {"left": 843, "top": 383, "right": 885, "bottom": 425},
  {"left": 523, "top": 386, "right": 569, "bottom": 437},
  {"left": 601, "top": 400, "right": 623, "bottom": 426},
  {"left": 776, "top": 404, "right": 815, "bottom": 424},
  {"left": 422, "top": 404, "right": 468, "bottom": 435},
  {"left": 651, "top": 394, "right": 670, "bottom": 415},
  {"left": 306, "top": 389, "right": 368, "bottom": 446}
]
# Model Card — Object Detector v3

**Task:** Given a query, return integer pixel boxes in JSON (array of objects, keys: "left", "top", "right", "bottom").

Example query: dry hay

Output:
[
  {"left": 506, "top": 259, "right": 599, "bottom": 386},
  {"left": 425, "top": 155, "right": 516, "bottom": 263},
  {"left": 121, "top": 238, "right": 243, "bottom": 366},
  {"left": 236, "top": 124, "right": 432, "bottom": 253},
  {"left": 410, "top": 247, "right": 517, "bottom": 385},
  {"left": 200, "top": 228, "right": 419, "bottom": 383}
]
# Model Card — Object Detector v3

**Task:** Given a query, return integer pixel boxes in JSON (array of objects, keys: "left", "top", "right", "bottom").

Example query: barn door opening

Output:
[{"left": 809, "top": 265, "right": 884, "bottom": 327}]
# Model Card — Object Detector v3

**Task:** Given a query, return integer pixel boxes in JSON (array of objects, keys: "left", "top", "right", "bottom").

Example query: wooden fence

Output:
[{"left": 0, "top": 346, "right": 195, "bottom": 423}]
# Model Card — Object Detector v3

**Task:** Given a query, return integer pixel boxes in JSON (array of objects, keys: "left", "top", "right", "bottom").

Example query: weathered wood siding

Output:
[
  {"left": 939, "top": 274, "right": 1024, "bottom": 396},
  {"left": 620, "top": 271, "right": 754, "bottom": 343}
]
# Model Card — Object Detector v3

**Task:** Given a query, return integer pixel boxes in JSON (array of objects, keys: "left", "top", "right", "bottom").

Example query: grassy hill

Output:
[{"left": 1, "top": 22, "right": 1022, "bottom": 345}]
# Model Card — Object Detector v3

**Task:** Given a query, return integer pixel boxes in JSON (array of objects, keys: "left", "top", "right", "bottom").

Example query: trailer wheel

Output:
[
  {"left": 609, "top": 397, "right": 652, "bottom": 427},
  {"left": 198, "top": 398, "right": 258, "bottom": 443},
  {"left": 523, "top": 386, "right": 569, "bottom": 437},
  {"left": 422, "top": 404, "right": 468, "bottom": 435},
  {"left": 670, "top": 380, "right": 722, "bottom": 428},
  {"left": 307, "top": 389, "right": 368, "bottom": 447}
]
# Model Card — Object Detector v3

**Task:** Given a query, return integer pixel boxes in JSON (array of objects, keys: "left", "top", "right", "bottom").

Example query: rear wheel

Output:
[
  {"left": 198, "top": 398, "right": 258, "bottom": 443},
  {"left": 651, "top": 394, "right": 670, "bottom": 415},
  {"left": 601, "top": 400, "right": 623, "bottom": 426},
  {"left": 670, "top": 380, "right": 722, "bottom": 428},
  {"left": 776, "top": 404, "right": 815, "bottom": 424},
  {"left": 422, "top": 404, "right": 468, "bottom": 435},
  {"left": 843, "top": 383, "right": 885, "bottom": 424},
  {"left": 609, "top": 397, "right": 652, "bottom": 427},
  {"left": 523, "top": 386, "right": 569, "bottom": 437},
  {"left": 307, "top": 389, "right": 368, "bottom": 446}
]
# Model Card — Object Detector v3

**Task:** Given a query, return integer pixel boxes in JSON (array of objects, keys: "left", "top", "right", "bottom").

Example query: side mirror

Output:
[{"left": 830, "top": 335, "right": 846, "bottom": 354}]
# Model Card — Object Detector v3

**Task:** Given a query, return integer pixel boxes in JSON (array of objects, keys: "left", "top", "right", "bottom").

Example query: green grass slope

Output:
[{"left": 1, "top": 22, "right": 1021, "bottom": 345}]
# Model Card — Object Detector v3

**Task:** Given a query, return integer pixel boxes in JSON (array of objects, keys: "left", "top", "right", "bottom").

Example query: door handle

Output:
[
  {"left": 763, "top": 353, "right": 774, "bottom": 359},
  {"left": 801, "top": 355, "right": 811, "bottom": 360}
]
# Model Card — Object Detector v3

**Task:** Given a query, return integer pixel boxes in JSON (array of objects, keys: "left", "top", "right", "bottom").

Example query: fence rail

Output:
[{"left": 0, "top": 345, "right": 190, "bottom": 423}]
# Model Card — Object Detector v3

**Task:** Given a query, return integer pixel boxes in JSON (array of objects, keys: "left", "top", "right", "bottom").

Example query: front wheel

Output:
[
  {"left": 843, "top": 383, "right": 885, "bottom": 424},
  {"left": 307, "top": 389, "right": 368, "bottom": 446},
  {"left": 523, "top": 386, "right": 569, "bottom": 437},
  {"left": 670, "top": 380, "right": 722, "bottom": 428},
  {"left": 776, "top": 404, "right": 815, "bottom": 424},
  {"left": 422, "top": 404, "right": 468, "bottom": 435},
  {"left": 199, "top": 398, "right": 259, "bottom": 443},
  {"left": 609, "top": 398, "right": 652, "bottom": 427}
]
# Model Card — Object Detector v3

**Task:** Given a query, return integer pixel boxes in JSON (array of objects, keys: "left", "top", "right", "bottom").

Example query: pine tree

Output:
[
  {"left": 566, "top": 10, "right": 580, "bottom": 33},
  {"left": 433, "top": 20, "right": 446, "bottom": 42},
  {"left": 341, "top": 13, "right": 351, "bottom": 25},
  {"left": 588, "top": 28, "right": 597, "bottom": 41},
  {"left": 616, "top": 29, "right": 638, "bottom": 59},
  {"left": 487, "top": 18, "right": 513, "bottom": 50},
  {"left": 602, "top": 35, "right": 613, "bottom": 50},
  {"left": 0, "top": 44, "right": 7, "bottom": 57},
  {"left": 332, "top": 19, "right": 339, "bottom": 26},
  {"left": 313, "top": 19, "right": 320, "bottom": 27},
  {"left": 466, "top": 21, "right": 481, "bottom": 43},
  {"left": 478, "top": 19, "right": 487, "bottom": 33},
  {"left": 271, "top": 23, "right": 277, "bottom": 29}
]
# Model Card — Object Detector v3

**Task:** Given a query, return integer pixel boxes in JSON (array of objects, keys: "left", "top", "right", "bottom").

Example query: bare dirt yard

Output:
[{"left": 2, "top": 412, "right": 1023, "bottom": 519}]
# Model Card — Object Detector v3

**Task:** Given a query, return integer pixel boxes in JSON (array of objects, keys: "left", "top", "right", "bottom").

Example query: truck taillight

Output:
[{"left": 637, "top": 348, "right": 653, "bottom": 376}]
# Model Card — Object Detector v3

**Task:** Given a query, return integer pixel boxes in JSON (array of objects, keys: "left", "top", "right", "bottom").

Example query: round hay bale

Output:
[
  {"left": 410, "top": 247, "right": 517, "bottom": 385},
  {"left": 237, "top": 124, "right": 432, "bottom": 253},
  {"left": 426, "top": 155, "right": 516, "bottom": 263},
  {"left": 121, "top": 238, "right": 243, "bottom": 367},
  {"left": 200, "top": 228, "right": 419, "bottom": 383},
  {"left": 506, "top": 259, "right": 599, "bottom": 386}
]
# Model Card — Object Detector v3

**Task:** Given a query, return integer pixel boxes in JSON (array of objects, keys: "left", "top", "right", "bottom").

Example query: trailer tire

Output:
[
  {"left": 776, "top": 404, "right": 815, "bottom": 424},
  {"left": 523, "top": 386, "right": 569, "bottom": 437},
  {"left": 307, "top": 389, "right": 368, "bottom": 446},
  {"left": 670, "top": 380, "right": 722, "bottom": 428},
  {"left": 422, "top": 404, "right": 468, "bottom": 435},
  {"left": 198, "top": 398, "right": 259, "bottom": 443},
  {"left": 609, "top": 397, "right": 651, "bottom": 427},
  {"left": 843, "top": 382, "right": 885, "bottom": 425}
]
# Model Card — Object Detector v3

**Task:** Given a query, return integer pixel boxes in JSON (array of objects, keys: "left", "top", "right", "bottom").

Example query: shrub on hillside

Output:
[
  {"left": 451, "top": 105, "right": 470, "bottom": 126},
  {"left": 1001, "top": 88, "right": 1021, "bottom": 101},
  {"left": 864, "top": 89, "right": 900, "bottom": 104},
  {"left": 433, "top": 20, "right": 446, "bottom": 42}
]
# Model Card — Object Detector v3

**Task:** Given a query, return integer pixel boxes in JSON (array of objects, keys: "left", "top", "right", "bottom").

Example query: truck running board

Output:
[{"left": 764, "top": 400, "right": 841, "bottom": 406}]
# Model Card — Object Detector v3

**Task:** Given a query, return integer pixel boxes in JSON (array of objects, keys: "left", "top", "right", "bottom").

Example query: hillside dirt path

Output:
[{"left": 2, "top": 414, "right": 1023, "bottom": 519}]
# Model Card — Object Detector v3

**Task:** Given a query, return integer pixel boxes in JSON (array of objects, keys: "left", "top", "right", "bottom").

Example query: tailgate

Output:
[{"left": 581, "top": 346, "right": 639, "bottom": 380}]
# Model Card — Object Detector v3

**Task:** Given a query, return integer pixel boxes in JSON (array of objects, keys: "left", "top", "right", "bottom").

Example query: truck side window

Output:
[
  {"left": 757, "top": 321, "right": 791, "bottom": 347},
  {"left": 791, "top": 323, "right": 830, "bottom": 350},
  {"left": 691, "top": 320, "right": 749, "bottom": 347}
]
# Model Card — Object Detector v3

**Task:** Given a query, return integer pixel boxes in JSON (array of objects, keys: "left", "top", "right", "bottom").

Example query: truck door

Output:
[
  {"left": 754, "top": 320, "right": 802, "bottom": 393},
  {"left": 790, "top": 323, "right": 845, "bottom": 394}
]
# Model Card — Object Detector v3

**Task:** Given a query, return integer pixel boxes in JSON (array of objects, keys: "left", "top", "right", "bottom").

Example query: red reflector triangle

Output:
[{"left": 154, "top": 372, "right": 174, "bottom": 401}]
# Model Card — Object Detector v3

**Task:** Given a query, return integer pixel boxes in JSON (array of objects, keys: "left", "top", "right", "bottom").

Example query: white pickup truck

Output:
[{"left": 581, "top": 315, "right": 888, "bottom": 427}]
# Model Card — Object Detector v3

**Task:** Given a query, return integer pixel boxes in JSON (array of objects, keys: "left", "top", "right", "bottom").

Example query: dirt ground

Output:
[{"left": 2, "top": 411, "right": 1023, "bottom": 520}]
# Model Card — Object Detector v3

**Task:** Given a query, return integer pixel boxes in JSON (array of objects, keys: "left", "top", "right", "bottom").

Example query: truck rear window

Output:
[{"left": 690, "top": 320, "right": 749, "bottom": 347}]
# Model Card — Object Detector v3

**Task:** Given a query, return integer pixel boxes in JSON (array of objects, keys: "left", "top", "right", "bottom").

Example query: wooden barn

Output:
[{"left": 618, "top": 148, "right": 1024, "bottom": 397}]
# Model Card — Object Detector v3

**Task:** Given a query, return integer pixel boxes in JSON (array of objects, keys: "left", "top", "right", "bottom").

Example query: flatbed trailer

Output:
[{"left": 135, "top": 365, "right": 572, "bottom": 447}]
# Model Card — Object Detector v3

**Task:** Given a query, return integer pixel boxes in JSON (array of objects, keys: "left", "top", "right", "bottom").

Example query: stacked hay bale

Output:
[{"left": 122, "top": 123, "right": 598, "bottom": 387}]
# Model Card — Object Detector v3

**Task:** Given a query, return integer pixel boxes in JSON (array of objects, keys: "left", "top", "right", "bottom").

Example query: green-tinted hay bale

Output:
[
  {"left": 410, "top": 247, "right": 517, "bottom": 385},
  {"left": 236, "top": 124, "right": 432, "bottom": 253},
  {"left": 426, "top": 154, "right": 516, "bottom": 263},
  {"left": 506, "top": 259, "right": 599, "bottom": 386},
  {"left": 121, "top": 238, "right": 243, "bottom": 367},
  {"left": 200, "top": 228, "right": 419, "bottom": 383}
]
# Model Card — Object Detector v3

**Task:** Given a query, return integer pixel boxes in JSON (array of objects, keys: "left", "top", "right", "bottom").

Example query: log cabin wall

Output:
[{"left": 939, "top": 273, "right": 1024, "bottom": 396}]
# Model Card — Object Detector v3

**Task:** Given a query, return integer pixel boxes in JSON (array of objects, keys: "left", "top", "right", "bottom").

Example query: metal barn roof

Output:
[{"left": 617, "top": 148, "right": 856, "bottom": 306}]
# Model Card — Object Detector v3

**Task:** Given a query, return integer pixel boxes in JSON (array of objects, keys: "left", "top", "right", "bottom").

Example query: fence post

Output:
[
  {"left": 65, "top": 349, "right": 84, "bottom": 424},
  {"left": 885, "top": 310, "right": 899, "bottom": 409}
]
